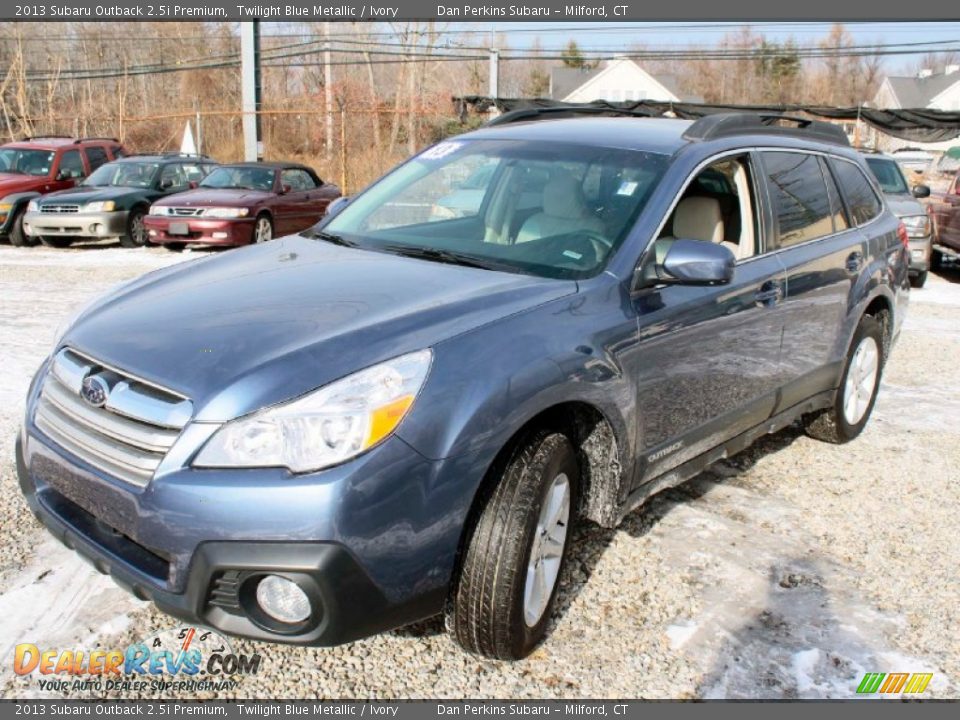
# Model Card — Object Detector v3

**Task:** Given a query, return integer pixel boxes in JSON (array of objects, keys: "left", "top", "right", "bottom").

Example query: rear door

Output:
[{"left": 761, "top": 151, "right": 872, "bottom": 411}]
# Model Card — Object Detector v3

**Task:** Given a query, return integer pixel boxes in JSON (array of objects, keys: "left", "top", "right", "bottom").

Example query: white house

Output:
[
  {"left": 550, "top": 57, "right": 701, "bottom": 104},
  {"left": 873, "top": 66, "right": 960, "bottom": 152}
]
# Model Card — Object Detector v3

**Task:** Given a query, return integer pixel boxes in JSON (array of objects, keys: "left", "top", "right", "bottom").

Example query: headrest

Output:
[
  {"left": 673, "top": 196, "right": 724, "bottom": 243},
  {"left": 542, "top": 174, "right": 590, "bottom": 219}
]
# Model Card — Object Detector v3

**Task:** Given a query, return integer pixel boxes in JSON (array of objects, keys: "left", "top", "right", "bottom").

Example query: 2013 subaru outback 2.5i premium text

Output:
[{"left": 16, "top": 112, "right": 909, "bottom": 660}]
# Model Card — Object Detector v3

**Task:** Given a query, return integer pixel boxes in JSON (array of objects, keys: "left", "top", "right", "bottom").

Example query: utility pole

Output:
[
  {"left": 241, "top": 21, "right": 263, "bottom": 162},
  {"left": 324, "top": 22, "right": 334, "bottom": 160},
  {"left": 488, "top": 48, "right": 499, "bottom": 99}
]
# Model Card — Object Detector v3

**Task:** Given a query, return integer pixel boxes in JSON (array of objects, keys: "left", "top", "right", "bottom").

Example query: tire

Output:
[
  {"left": 120, "top": 208, "right": 148, "bottom": 248},
  {"left": 39, "top": 236, "right": 74, "bottom": 248},
  {"left": 7, "top": 208, "right": 32, "bottom": 247},
  {"left": 253, "top": 214, "right": 273, "bottom": 243},
  {"left": 448, "top": 430, "right": 579, "bottom": 660},
  {"left": 803, "top": 315, "right": 884, "bottom": 444},
  {"left": 162, "top": 242, "right": 186, "bottom": 252},
  {"left": 910, "top": 271, "right": 928, "bottom": 289}
]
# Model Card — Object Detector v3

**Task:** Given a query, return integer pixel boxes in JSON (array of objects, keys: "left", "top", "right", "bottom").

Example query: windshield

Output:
[
  {"left": 322, "top": 139, "right": 668, "bottom": 279},
  {"left": 84, "top": 161, "right": 159, "bottom": 188},
  {"left": 866, "top": 157, "right": 910, "bottom": 194},
  {"left": 201, "top": 166, "right": 276, "bottom": 191},
  {"left": 0, "top": 148, "right": 55, "bottom": 176}
]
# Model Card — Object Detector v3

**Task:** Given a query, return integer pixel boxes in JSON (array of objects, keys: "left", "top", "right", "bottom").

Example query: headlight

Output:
[
  {"left": 149, "top": 205, "right": 169, "bottom": 216},
  {"left": 0, "top": 202, "right": 13, "bottom": 215},
  {"left": 901, "top": 214, "right": 930, "bottom": 238},
  {"left": 84, "top": 200, "right": 116, "bottom": 212},
  {"left": 202, "top": 207, "right": 249, "bottom": 219},
  {"left": 193, "top": 349, "right": 432, "bottom": 473},
  {"left": 26, "top": 200, "right": 38, "bottom": 212}
]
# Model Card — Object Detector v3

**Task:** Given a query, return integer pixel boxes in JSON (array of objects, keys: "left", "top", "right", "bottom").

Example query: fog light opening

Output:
[
  {"left": 255, "top": 575, "right": 312, "bottom": 624},
  {"left": 212, "top": 231, "right": 229, "bottom": 239}
]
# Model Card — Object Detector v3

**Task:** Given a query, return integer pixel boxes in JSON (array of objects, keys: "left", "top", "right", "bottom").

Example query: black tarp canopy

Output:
[{"left": 453, "top": 97, "right": 960, "bottom": 144}]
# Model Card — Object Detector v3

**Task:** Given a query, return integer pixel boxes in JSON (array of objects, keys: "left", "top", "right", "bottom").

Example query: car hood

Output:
[
  {"left": 63, "top": 235, "right": 576, "bottom": 421},
  {"left": 153, "top": 188, "right": 272, "bottom": 207},
  {"left": 39, "top": 186, "right": 144, "bottom": 204},
  {"left": 884, "top": 193, "right": 926, "bottom": 218},
  {"left": 0, "top": 173, "right": 44, "bottom": 195}
]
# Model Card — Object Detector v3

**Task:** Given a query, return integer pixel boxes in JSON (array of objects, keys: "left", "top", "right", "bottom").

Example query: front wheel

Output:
[
  {"left": 120, "top": 208, "right": 148, "bottom": 248},
  {"left": 448, "top": 430, "right": 579, "bottom": 660},
  {"left": 8, "top": 208, "right": 32, "bottom": 247},
  {"left": 910, "top": 271, "right": 928, "bottom": 289},
  {"left": 803, "top": 315, "right": 884, "bottom": 444},
  {"left": 253, "top": 214, "right": 273, "bottom": 243}
]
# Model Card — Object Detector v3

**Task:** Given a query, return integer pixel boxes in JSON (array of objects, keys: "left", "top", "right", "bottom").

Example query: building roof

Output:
[
  {"left": 550, "top": 60, "right": 702, "bottom": 103},
  {"left": 884, "top": 72, "right": 960, "bottom": 108}
]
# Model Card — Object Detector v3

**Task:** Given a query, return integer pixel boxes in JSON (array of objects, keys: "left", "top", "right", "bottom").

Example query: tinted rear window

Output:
[
  {"left": 762, "top": 151, "right": 835, "bottom": 248},
  {"left": 832, "top": 159, "right": 883, "bottom": 226}
]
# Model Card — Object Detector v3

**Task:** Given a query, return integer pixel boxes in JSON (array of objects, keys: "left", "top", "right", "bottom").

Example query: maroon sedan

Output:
[{"left": 145, "top": 162, "right": 340, "bottom": 248}]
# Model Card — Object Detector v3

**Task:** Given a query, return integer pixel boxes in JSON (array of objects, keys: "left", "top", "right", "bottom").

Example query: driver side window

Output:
[
  {"left": 57, "top": 150, "right": 84, "bottom": 180},
  {"left": 651, "top": 154, "right": 759, "bottom": 266}
]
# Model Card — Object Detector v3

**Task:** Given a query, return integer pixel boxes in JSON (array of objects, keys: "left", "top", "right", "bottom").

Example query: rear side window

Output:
[
  {"left": 85, "top": 146, "right": 108, "bottom": 171},
  {"left": 832, "top": 159, "right": 883, "bottom": 226},
  {"left": 762, "top": 151, "right": 835, "bottom": 248},
  {"left": 819, "top": 157, "right": 849, "bottom": 233}
]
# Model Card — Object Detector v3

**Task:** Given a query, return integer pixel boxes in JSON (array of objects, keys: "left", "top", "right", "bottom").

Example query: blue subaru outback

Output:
[{"left": 16, "top": 112, "right": 909, "bottom": 659}]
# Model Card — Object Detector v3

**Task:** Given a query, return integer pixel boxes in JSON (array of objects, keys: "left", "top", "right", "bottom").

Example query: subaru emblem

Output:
[{"left": 80, "top": 375, "right": 110, "bottom": 408}]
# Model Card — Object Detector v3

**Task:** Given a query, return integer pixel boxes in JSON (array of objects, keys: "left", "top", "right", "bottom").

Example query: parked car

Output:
[
  {"left": 16, "top": 112, "right": 909, "bottom": 661},
  {"left": 144, "top": 162, "right": 339, "bottom": 248},
  {"left": 863, "top": 152, "right": 933, "bottom": 287},
  {"left": 891, "top": 147, "right": 934, "bottom": 175},
  {"left": 0, "top": 136, "right": 125, "bottom": 246},
  {"left": 926, "top": 169, "right": 960, "bottom": 270},
  {"left": 22, "top": 153, "right": 218, "bottom": 248}
]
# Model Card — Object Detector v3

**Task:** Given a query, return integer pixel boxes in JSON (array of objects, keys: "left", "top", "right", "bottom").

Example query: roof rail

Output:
[
  {"left": 20, "top": 135, "right": 73, "bottom": 141},
  {"left": 683, "top": 113, "right": 850, "bottom": 146},
  {"left": 485, "top": 105, "right": 653, "bottom": 127},
  {"left": 126, "top": 151, "right": 213, "bottom": 160},
  {"left": 159, "top": 151, "right": 211, "bottom": 158},
  {"left": 75, "top": 136, "right": 119, "bottom": 143}
]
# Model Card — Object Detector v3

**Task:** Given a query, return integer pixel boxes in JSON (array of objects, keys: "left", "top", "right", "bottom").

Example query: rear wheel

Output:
[
  {"left": 253, "top": 214, "right": 273, "bottom": 243},
  {"left": 8, "top": 208, "right": 32, "bottom": 247},
  {"left": 803, "top": 315, "right": 884, "bottom": 444},
  {"left": 448, "top": 430, "right": 579, "bottom": 660},
  {"left": 910, "top": 271, "right": 928, "bottom": 289},
  {"left": 39, "top": 236, "right": 74, "bottom": 248},
  {"left": 120, "top": 208, "right": 148, "bottom": 248}
]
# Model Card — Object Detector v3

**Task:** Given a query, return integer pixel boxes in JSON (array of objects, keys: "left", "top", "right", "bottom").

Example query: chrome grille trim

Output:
[
  {"left": 35, "top": 349, "right": 193, "bottom": 488},
  {"left": 40, "top": 204, "right": 80, "bottom": 214},
  {"left": 169, "top": 207, "right": 202, "bottom": 217}
]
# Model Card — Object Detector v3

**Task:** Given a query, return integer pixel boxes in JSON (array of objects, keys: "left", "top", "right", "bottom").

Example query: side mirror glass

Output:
[
  {"left": 658, "top": 238, "right": 735, "bottom": 286},
  {"left": 325, "top": 196, "right": 350, "bottom": 218},
  {"left": 281, "top": 184, "right": 293, "bottom": 194},
  {"left": 912, "top": 184, "right": 931, "bottom": 199},
  {"left": 159, "top": 178, "right": 174, "bottom": 190},
  {"left": 188, "top": 180, "right": 199, "bottom": 190}
]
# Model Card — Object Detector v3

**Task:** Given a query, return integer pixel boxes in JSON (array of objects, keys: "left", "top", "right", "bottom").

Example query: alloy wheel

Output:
[
  {"left": 523, "top": 472, "right": 570, "bottom": 627},
  {"left": 842, "top": 336, "right": 880, "bottom": 426}
]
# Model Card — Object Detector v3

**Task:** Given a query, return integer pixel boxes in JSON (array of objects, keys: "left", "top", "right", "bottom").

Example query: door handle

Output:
[
  {"left": 754, "top": 280, "right": 783, "bottom": 307},
  {"left": 846, "top": 251, "right": 864, "bottom": 273}
]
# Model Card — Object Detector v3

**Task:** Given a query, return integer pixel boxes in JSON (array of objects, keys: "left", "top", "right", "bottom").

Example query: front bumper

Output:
[
  {"left": 908, "top": 235, "right": 932, "bottom": 274},
  {"left": 23, "top": 210, "right": 129, "bottom": 239},
  {"left": 16, "top": 363, "right": 469, "bottom": 644},
  {"left": 144, "top": 216, "right": 255, "bottom": 246}
]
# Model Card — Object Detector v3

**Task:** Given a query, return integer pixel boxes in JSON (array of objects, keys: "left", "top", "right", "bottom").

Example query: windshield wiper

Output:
[
  {"left": 312, "top": 230, "right": 359, "bottom": 247},
  {"left": 380, "top": 244, "right": 504, "bottom": 271}
]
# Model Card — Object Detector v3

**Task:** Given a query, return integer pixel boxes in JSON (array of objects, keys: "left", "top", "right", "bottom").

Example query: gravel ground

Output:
[{"left": 0, "top": 242, "right": 958, "bottom": 700}]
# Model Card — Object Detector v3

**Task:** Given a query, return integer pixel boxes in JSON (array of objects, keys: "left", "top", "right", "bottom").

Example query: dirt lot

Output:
[{"left": 1, "top": 242, "right": 958, "bottom": 699}]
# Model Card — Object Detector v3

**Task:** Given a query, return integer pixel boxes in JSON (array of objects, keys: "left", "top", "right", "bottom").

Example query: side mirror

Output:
[
  {"left": 325, "top": 196, "right": 350, "bottom": 218},
  {"left": 912, "top": 184, "right": 931, "bottom": 199},
  {"left": 159, "top": 178, "right": 174, "bottom": 190},
  {"left": 188, "top": 180, "right": 199, "bottom": 190},
  {"left": 280, "top": 184, "right": 293, "bottom": 194},
  {"left": 56, "top": 170, "right": 69, "bottom": 181},
  {"left": 658, "top": 239, "right": 735, "bottom": 286}
]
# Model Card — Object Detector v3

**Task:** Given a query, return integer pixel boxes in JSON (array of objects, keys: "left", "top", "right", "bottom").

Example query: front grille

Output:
[
  {"left": 169, "top": 207, "right": 202, "bottom": 217},
  {"left": 41, "top": 204, "right": 80, "bottom": 214},
  {"left": 34, "top": 348, "right": 193, "bottom": 488}
]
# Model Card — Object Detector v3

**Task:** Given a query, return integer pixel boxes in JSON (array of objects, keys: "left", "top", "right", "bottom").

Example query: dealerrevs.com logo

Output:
[{"left": 13, "top": 626, "right": 262, "bottom": 694}]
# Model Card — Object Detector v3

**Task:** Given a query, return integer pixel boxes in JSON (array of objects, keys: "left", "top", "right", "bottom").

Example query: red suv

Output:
[{"left": 0, "top": 136, "right": 126, "bottom": 246}]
